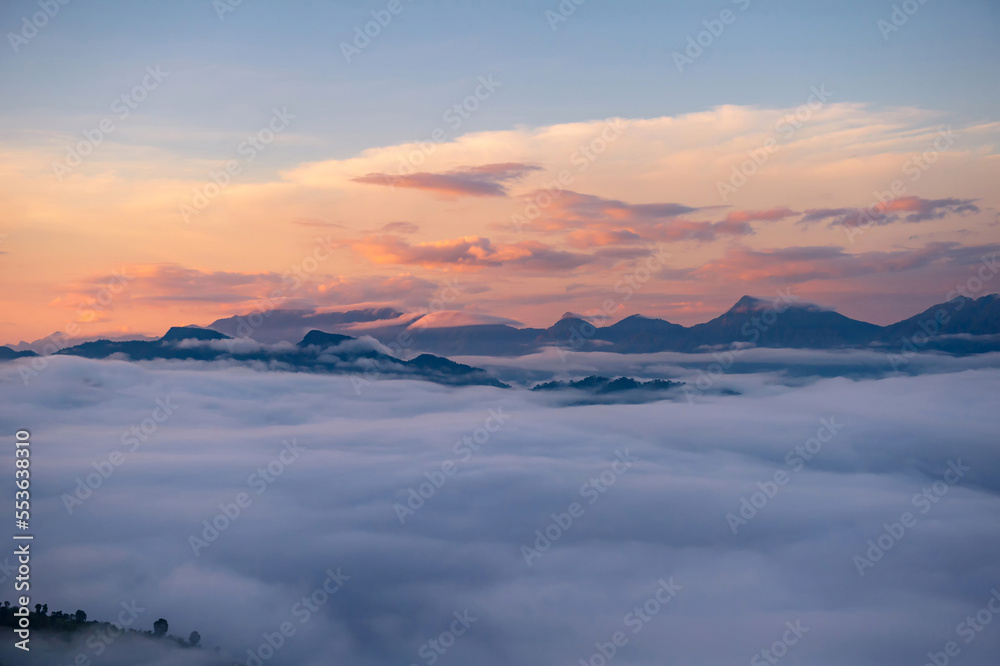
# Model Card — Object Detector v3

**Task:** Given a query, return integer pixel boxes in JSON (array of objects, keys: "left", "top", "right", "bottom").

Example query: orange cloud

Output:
[
  {"left": 353, "top": 163, "right": 541, "bottom": 198},
  {"left": 351, "top": 234, "right": 595, "bottom": 271},
  {"left": 521, "top": 191, "right": 765, "bottom": 245}
]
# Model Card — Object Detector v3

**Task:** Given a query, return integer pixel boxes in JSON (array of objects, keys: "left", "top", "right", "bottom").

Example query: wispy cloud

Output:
[
  {"left": 353, "top": 163, "right": 542, "bottom": 198},
  {"left": 350, "top": 234, "right": 595, "bottom": 271},
  {"left": 693, "top": 242, "right": 1000, "bottom": 283},
  {"left": 801, "top": 197, "right": 980, "bottom": 228}
]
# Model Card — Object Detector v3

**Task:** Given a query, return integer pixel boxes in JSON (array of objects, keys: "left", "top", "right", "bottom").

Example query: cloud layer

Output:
[{"left": 3, "top": 355, "right": 999, "bottom": 665}]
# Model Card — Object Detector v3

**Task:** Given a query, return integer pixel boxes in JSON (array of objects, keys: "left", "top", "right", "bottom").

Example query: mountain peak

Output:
[
  {"left": 298, "top": 330, "right": 354, "bottom": 348},
  {"left": 727, "top": 296, "right": 767, "bottom": 313},
  {"left": 160, "top": 326, "right": 230, "bottom": 342}
]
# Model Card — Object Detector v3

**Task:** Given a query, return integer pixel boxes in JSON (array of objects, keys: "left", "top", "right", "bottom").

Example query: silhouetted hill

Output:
[
  {"left": 160, "top": 326, "right": 229, "bottom": 342},
  {"left": 297, "top": 330, "right": 355, "bottom": 348},
  {"left": 0, "top": 601, "right": 230, "bottom": 664},
  {"left": 532, "top": 375, "right": 684, "bottom": 393},
  {"left": 208, "top": 307, "right": 403, "bottom": 343},
  {"left": 42, "top": 328, "right": 508, "bottom": 388},
  {"left": 598, "top": 314, "right": 688, "bottom": 353},
  {"left": 0, "top": 346, "right": 37, "bottom": 360},
  {"left": 348, "top": 294, "right": 1000, "bottom": 356},
  {"left": 682, "top": 296, "right": 882, "bottom": 350},
  {"left": 878, "top": 294, "right": 1000, "bottom": 348},
  {"left": 8, "top": 295, "right": 1000, "bottom": 367}
]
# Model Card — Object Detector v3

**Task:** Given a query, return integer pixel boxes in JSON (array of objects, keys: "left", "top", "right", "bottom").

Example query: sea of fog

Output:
[{"left": 1, "top": 351, "right": 998, "bottom": 665}]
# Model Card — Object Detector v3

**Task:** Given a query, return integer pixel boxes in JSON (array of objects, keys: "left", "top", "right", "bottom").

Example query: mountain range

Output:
[
  {"left": 4, "top": 295, "right": 999, "bottom": 370},
  {"left": 8, "top": 326, "right": 508, "bottom": 388},
  {"left": 427, "top": 293, "right": 999, "bottom": 356},
  {"left": 200, "top": 293, "right": 1000, "bottom": 357}
]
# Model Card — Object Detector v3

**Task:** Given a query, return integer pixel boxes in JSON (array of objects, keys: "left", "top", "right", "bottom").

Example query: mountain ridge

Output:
[
  {"left": 303, "top": 293, "right": 1000, "bottom": 356},
  {"left": 5, "top": 295, "right": 999, "bottom": 361},
  {"left": 21, "top": 327, "right": 509, "bottom": 388}
]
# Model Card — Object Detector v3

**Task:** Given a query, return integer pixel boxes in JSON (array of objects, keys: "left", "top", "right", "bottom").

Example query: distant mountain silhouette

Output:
[
  {"left": 682, "top": 296, "right": 881, "bottom": 350},
  {"left": 0, "top": 346, "right": 37, "bottom": 360},
  {"left": 22, "top": 327, "right": 508, "bottom": 388},
  {"left": 876, "top": 294, "right": 1000, "bottom": 353},
  {"left": 532, "top": 375, "right": 684, "bottom": 393},
  {"left": 596, "top": 314, "right": 688, "bottom": 353},
  {"left": 297, "top": 330, "right": 355, "bottom": 348},
  {"left": 159, "top": 325, "right": 230, "bottom": 342},
  {"left": 4, "top": 295, "right": 999, "bottom": 364},
  {"left": 293, "top": 294, "right": 1000, "bottom": 356},
  {"left": 208, "top": 307, "right": 403, "bottom": 343}
]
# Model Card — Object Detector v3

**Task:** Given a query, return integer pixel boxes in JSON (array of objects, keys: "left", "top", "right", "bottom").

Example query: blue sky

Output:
[
  {"left": 1, "top": 0, "right": 999, "bottom": 340},
  {"left": 2, "top": 0, "right": 998, "bottom": 165}
]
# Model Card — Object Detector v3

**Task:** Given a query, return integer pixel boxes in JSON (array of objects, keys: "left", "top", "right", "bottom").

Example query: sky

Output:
[{"left": 1, "top": 0, "right": 999, "bottom": 344}]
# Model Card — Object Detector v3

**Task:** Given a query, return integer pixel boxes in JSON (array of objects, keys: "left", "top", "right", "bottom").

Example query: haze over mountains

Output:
[
  {"left": 209, "top": 294, "right": 1000, "bottom": 356},
  {"left": 29, "top": 326, "right": 508, "bottom": 388},
  {"left": 6, "top": 295, "right": 1000, "bottom": 366}
]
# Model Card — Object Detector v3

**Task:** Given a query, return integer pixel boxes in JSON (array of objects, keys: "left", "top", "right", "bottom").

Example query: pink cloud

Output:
[
  {"left": 724, "top": 207, "right": 797, "bottom": 223},
  {"left": 353, "top": 163, "right": 541, "bottom": 198},
  {"left": 801, "top": 196, "right": 979, "bottom": 228},
  {"left": 350, "top": 234, "right": 595, "bottom": 271},
  {"left": 693, "top": 242, "right": 1000, "bottom": 283}
]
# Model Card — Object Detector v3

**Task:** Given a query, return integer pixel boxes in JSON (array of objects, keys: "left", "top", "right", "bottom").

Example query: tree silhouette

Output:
[{"left": 0, "top": 603, "right": 210, "bottom": 654}]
